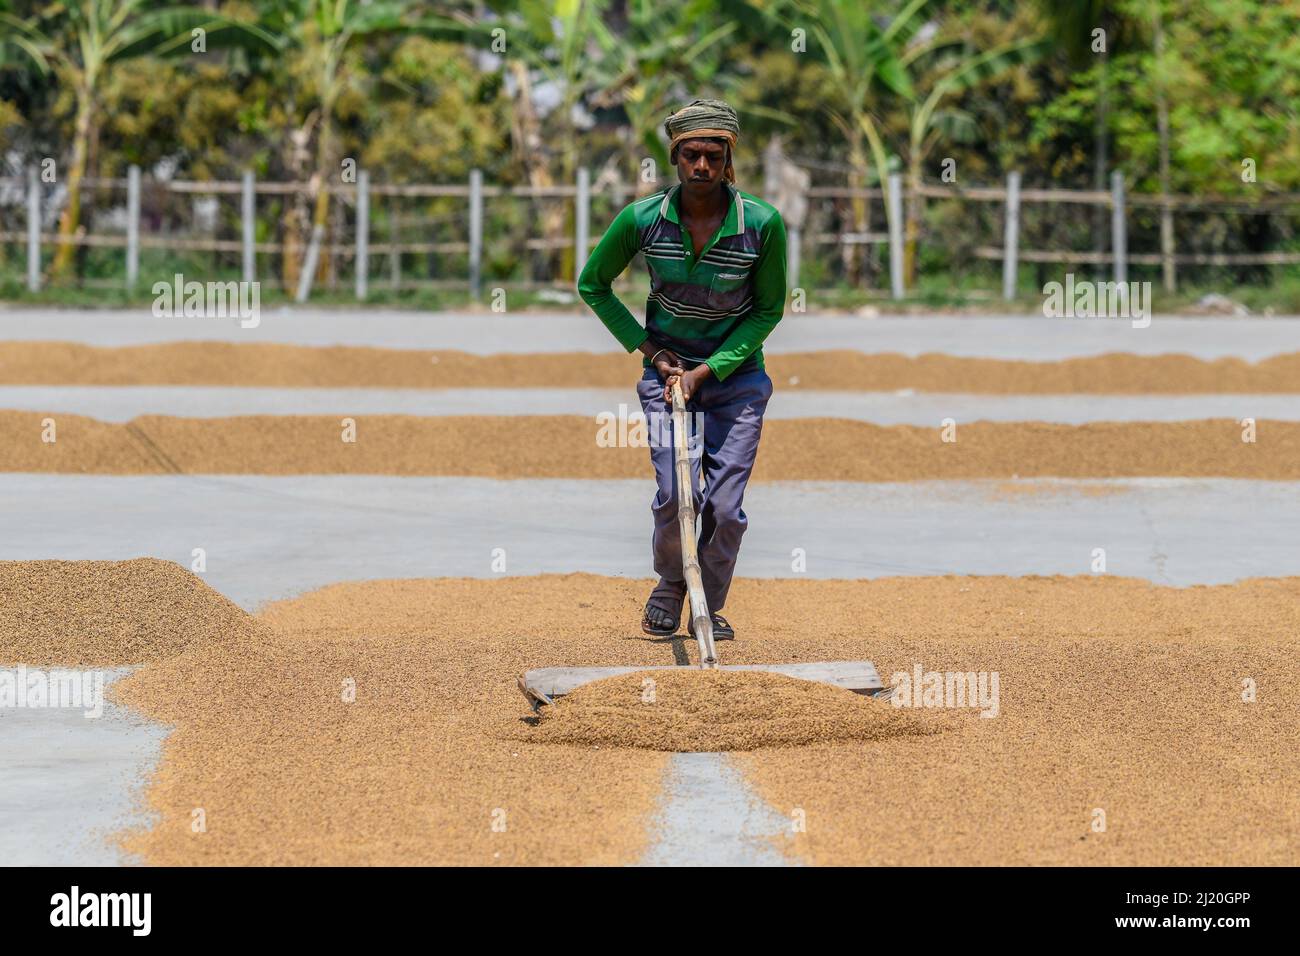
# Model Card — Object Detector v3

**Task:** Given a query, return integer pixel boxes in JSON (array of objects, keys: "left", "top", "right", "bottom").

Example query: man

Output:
[{"left": 577, "top": 98, "right": 788, "bottom": 642}]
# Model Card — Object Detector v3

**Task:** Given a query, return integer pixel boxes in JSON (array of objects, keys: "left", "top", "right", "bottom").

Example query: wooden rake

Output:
[{"left": 518, "top": 380, "right": 883, "bottom": 710}]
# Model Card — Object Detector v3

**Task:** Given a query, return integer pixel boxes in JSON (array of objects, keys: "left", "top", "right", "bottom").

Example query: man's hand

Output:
[
  {"left": 664, "top": 363, "right": 712, "bottom": 404},
  {"left": 640, "top": 342, "right": 686, "bottom": 380}
]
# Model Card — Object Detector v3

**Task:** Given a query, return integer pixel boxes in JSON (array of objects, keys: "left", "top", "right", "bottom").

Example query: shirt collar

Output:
[{"left": 658, "top": 182, "right": 744, "bottom": 236}]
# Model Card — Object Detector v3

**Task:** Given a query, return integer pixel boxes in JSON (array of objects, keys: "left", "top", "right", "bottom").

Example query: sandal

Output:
[
  {"left": 642, "top": 578, "right": 687, "bottom": 637},
  {"left": 641, "top": 600, "right": 682, "bottom": 637},
  {"left": 691, "top": 612, "right": 735, "bottom": 641}
]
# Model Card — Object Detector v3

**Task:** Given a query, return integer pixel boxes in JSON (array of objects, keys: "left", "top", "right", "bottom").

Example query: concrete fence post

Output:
[
  {"left": 389, "top": 201, "right": 401, "bottom": 291},
  {"left": 468, "top": 169, "right": 483, "bottom": 298},
  {"left": 355, "top": 169, "right": 369, "bottom": 301},
  {"left": 575, "top": 166, "right": 590, "bottom": 281},
  {"left": 1002, "top": 171, "right": 1021, "bottom": 301},
  {"left": 887, "top": 173, "right": 904, "bottom": 300},
  {"left": 26, "top": 166, "right": 41, "bottom": 292},
  {"left": 1111, "top": 171, "right": 1127, "bottom": 286},
  {"left": 787, "top": 228, "right": 801, "bottom": 291},
  {"left": 126, "top": 165, "right": 141, "bottom": 292},
  {"left": 241, "top": 171, "right": 256, "bottom": 283}
]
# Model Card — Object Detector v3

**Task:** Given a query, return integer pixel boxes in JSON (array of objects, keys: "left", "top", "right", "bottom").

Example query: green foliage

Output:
[
  {"left": 1032, "top": 0, "right": 1300, "bottom": 193},
  {"left": 359, "top": 37, "right": 508, "bottom": 182},
  {"left": 0, "top": 0, "right": 1295, "bottom": 301}
]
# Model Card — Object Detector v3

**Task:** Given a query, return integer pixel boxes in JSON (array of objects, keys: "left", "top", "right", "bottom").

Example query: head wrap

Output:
[{"left": 664, "top": 98, "right": 740, "bottom": 183}]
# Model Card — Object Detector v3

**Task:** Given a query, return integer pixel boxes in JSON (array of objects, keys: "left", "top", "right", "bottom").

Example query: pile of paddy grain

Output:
[
  {"left": 102, "top": 574, "right": 1300, "bottom": 865},
  {"left": 5, "top": 414, "right": 1300, "bottom": 480},
  {"left": 4, "top": 341, "right": 1300, "bottom": 393},
  {"left": 0, "top": 557, "right": 261, "bottom": 666},
  {"left": 520, "top": 669, "right": 945, "bottom": 752}
]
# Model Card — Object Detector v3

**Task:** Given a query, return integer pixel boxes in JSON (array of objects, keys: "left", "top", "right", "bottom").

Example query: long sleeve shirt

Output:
[{"left": 577, "top": 181, "right": 788, "bottom": 382}]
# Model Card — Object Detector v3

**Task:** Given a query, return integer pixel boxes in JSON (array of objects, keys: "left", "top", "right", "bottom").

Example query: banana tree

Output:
[
  {"left": 0, "top": 0, "right": 274, "bottom": 280},
  {"left": 257, "top": 0, "right": 471, "bottom": 291},
  {"left": 495, "top": 0, "right": 613, "bottom": 281},
  {"left": 588, "top": 0, "right": 739, "bottom": 196},
  {"left": 900, "top": 37, "right": 1046, "bottom": 284},
  {"left": 1034, "top": 0, "right": 1121, "bottom": 265},
  {"left": 786, "top": 0, "right": 931, "bottom": 285}
]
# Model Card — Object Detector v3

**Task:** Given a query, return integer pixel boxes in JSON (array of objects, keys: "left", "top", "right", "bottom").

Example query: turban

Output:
[{"left": 664, "top": 99, "right": 740, "bottom": 183}]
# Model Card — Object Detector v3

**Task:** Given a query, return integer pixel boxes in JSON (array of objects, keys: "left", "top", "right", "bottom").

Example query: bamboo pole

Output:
[{"left": 671, "top": 381, "right": 718, "bottom": 668}]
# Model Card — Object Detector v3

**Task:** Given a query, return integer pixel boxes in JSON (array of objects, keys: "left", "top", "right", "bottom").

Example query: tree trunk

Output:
[
  {"left": 281, "top": 119, "right": 315, "bottom": 291},
  {"left": 1152, "top": 3, "right": 1175, "bottom": 293},
  {"left": 903, "top": 154, "right": 922, "bottom": 288},
  {"left": 311, "top": 144, "right": 333, "bottom": 285},
  {"left": 1092, "top": 43, "right": 1110, "bottom": 280},
  {"left": 328, "top": 183, "right": 343, "bottom": 289},
  {"left": 552, "top": 92, "right": 580, "bottom": 283},
  {"left": 627, "top": 108, "right": 657, "bottom": 197},
  {"left": 50, "top": 88, "right": 93, "bottom": 279},
  {"left": 508, "top": 60, "right": 558, "bottom": 282},
  {"left": 845, "top": 125, "right": 868, "bottom": 287}
]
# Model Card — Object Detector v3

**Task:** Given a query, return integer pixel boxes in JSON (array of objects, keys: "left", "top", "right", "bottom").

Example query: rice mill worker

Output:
[{"left": 577, "top": 98, "right": 788, "bottom": 642}]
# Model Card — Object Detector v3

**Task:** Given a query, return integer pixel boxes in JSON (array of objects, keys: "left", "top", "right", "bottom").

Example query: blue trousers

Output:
[{"left": 635, "top": 364, "right": 773, "bottom": 614}]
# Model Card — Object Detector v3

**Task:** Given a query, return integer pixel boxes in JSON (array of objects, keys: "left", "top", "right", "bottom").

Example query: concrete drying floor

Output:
[
  {"left": 0, "top": 668, "right": 163, "bottom": 865},
  {"left": 636, "top": 752, "right": 793, "bottom": 866},
  {"left": 3, "top": 307, "right": 1296, "bottom": 866},
  {"left": 4, "top": 474, "right": 1298, "bottom": 864},
  {"left": 1, "top": 307, "right": 1297, "bottom": 359},
  {"left": 1, "top": 384, "right": 1296, "bottom": 424},
  {"left": 2, "top": 476, "right": 1296, "bottom": 605}
]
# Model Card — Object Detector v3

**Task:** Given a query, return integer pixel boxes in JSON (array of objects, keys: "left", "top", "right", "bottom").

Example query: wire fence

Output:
[{"left": 1, "top": 166, "right": 1297, "bottom": 300}]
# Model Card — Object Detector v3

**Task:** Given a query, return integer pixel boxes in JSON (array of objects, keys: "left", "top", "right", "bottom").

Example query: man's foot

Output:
[
  {"left": 690, "top": 612, "right": 735, "bottom": 641},
  {"left": 641, "top": 601, "right": 680, "bottom": 636},
  {"left": 642, "top": 578, "right": 687, "bottom": 637}
]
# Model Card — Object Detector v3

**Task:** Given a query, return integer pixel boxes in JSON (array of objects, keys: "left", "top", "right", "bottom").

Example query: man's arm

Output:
[
  {"left": 703, "top": 211, "right": 788, "bottom": 382},
  {"left": 577, "top": 203, "right": 649, "bottom": 353}
]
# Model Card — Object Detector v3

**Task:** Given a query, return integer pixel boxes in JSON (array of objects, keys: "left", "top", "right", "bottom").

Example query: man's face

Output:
[{"left": 675, "top": 138, "right": 727, "bottom": 194}]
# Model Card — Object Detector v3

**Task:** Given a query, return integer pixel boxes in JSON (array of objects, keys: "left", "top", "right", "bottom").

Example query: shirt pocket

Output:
[{"left": 706, "top": 267, "right": 752, "bottom": 310}]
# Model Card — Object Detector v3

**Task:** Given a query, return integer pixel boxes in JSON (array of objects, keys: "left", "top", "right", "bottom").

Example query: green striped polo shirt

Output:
[{"left": 577, "top": 181, "right": 788, "bottom": 382}]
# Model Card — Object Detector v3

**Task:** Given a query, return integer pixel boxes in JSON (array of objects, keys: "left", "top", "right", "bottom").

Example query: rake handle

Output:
[{"left": 671, "top": 380, "right": 718, "bottom": 667}]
